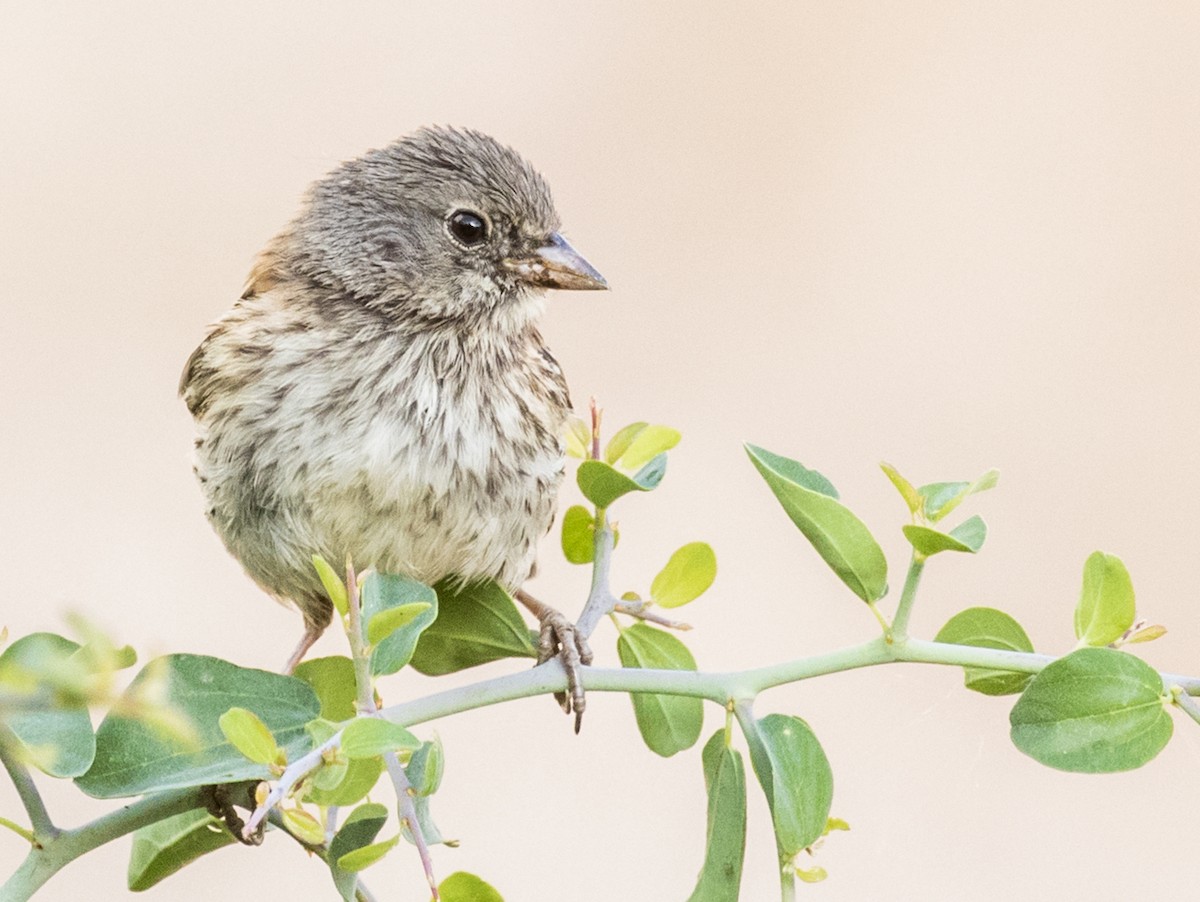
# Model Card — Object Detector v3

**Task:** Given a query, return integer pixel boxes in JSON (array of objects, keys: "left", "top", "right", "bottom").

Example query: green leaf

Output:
[
  {"left": 741, "top": 714, "right": 833, "bottom": 858},
  {"left": 329, "top": 802, "right": 389, "bottom": 901},
  {"left": 934, "top": 607, "right": 1036, "bottom": 695},
  {"left": 614, "top": 424, "right": 681, "bottom": 471},
  {"left": 745, "top": 444, "right": 887, "bottom": 603},
  {"left": 879, "top": 462, "right": 922, "bottom": 515},
  {"left": 293, "top": 656, "right": 357, "bottom": 721},
  {"left": 651, "top": 542, "right": 717, "bottom": 609},
  {"left": 616, "top": 624, "right": 703, "bottom": 757},
  {"left": 406, "top": 736, "right": 445, "bottom": 796},
  {"left": 127, "top": 809, "right": 235, "bottom": 891},
  {"left": 410, "top": 579, "right": 538, "bottom": 676},
  {"left": 77, "top": 655, "right": 319, "bottom": 798},
  {"left": 1074, "top": 552, "right": 1136, "bottom": 647},
  {"left": 1009, "top": 647, "right": 1172, "bottom": 773},
  {"left": 312, "top": 554, "right": 349, "bottom": 618},
  {"left": 564, "top": 415, "right": 590, "bottom": 459},
  {"left": 438, "top": 871, "right": 506, "bottom": 902},
  {"left": 604, "top": 421, "right": 649, "bottom": 464},
  {"left": 576, "top": 455, "right": 667, "bottom": 509},
  {"left": 561, "top": 504, "right": 596, "bottom": 564},
  {"left": 902, "top": 515, "right": 987, "bottom": 557},
  {"left": 340, "top": 718, "right": 420, "bottom": 759},
  {"left": 218, "top": 707, "right": 282, "bottom": 767},
  {"left": 918, "top": 468, "right": 999, "bottom": 522},
  {"left": 337, "top": 834, "right": 400, "bottom": 871},
  {"left": 687, "top": 731, "right": 747, "bottom": 902},
  {"left": 0, "top": 633, "right": 96, "bottom": 777},
  {"left": 307, "top": 755, "right": 385, "bottom": 808},
  {"left": 367, "top": 602, "right": 434, "bottom": 647},
  {"left": 281, "top": 807, "right": 325, "bottom": 845},
  {"left": 364, "top": 574, "right": 438, "bottom": 676}
]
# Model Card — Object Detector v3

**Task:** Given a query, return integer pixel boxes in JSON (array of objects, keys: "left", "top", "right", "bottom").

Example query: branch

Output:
[{"left": 0, "top": 725, "right": 56, "bottom": 841}]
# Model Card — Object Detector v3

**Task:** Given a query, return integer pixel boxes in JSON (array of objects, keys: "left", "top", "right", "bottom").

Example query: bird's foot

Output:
[
  {"left": 516, "top": 590, "right": 593, "bottom": 732},
  {"left": 203, "top": 782, "right": 264, "bottom": 846}
]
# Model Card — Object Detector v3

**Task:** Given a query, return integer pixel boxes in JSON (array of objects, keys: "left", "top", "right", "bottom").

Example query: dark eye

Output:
[{"left": 447, "top": 209, "right": 489, "bottom": 246}]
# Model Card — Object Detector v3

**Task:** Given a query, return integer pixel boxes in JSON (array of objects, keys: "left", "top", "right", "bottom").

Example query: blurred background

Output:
[{"left": 2, "top": 2, "right": 1199, "bottom": 899}]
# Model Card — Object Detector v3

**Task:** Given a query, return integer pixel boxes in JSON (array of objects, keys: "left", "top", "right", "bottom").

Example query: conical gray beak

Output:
[{"left": 504, "top": 233, "right": 608, "bottom": 291}]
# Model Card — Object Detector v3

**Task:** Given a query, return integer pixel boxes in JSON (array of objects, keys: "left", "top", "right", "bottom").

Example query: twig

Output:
[
  {"left": 613, "top": 601, "right": 692, "bottom": 631},
  {"left": 0, "top": 725, "right": 56, "bottom": 841},
  {"left": 384, "top": 751, "right": 438, "bottom": 900}
]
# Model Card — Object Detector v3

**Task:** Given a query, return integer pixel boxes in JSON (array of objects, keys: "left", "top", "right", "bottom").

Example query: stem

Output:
[
  {"left": 574, "top": 510, "right": 617, "bottom": 639},
  {"left": 1, "top": 786, "right": 206, "bottom": 901},
  {"left": 613, "top": 601, "right": 692, "bottom": 631},
  {"left": 780, "top": 864, "right": 796, "bottom": 902},
  {"left": 0, "top": 726, "right": 56, "bottom": 841},
  {"left": 383, "top": 752, "right": 437, "bottom": 899},
  {"left": 344, "top": 559, "right": 375, "bottom": 714},
  {"left": 889, "top": 553, "right": 926, "bottom": 640},
  {"left": 1171, "top": 686, "right": 1200, "bottom": 726}
]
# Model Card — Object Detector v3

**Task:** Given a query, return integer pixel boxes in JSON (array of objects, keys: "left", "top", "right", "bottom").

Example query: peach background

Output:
[{"left": 3, "top": 2, "right": 1200, "bottom": 899}]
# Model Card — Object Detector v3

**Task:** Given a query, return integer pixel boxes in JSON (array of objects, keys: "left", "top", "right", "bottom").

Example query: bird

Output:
[{"left": 180, "top": 126, "right": 606, "bottom": 717}]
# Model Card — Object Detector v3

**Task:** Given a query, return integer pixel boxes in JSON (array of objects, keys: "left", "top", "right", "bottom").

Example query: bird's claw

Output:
[
  {"left": 535, "top": 608, "right": 593, "bottom": 732},
  {"left": 203, "top": 782, "right": 264, "bottom": 846}
]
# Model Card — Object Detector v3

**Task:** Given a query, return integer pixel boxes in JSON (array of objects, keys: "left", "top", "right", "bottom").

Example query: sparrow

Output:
[{"left": 180, "top": 126, "right": 605, "bottom": 716}]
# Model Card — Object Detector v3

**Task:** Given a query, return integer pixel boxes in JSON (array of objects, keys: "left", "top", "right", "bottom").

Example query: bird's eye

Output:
[{"left": 447, "top": 209, "right": 489, "bottom": 247}]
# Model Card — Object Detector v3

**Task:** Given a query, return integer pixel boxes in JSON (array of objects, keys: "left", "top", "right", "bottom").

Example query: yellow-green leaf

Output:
[
  {"left": 218, "top": 707, "right": 282, "bottom": 767},
  {"left": 651, "top": 542, "right": 717, "bottom": 609}
]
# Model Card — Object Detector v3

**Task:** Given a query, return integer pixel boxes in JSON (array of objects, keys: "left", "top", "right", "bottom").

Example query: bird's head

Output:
[{"left": 275, "top": 126, "right": 606, "bottom": 331}]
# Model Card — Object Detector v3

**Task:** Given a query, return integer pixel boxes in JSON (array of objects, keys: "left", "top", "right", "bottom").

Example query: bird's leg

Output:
[
  {"left": 282, "top": 623, "right": 325, "bottom": 675},
  {"left": 282, "top": 599, "right": 334, "bottom": 674},
  {"left": 203, "top": 782, "right": 263, "bottom": 846},
  {"left": 515, "top": 589, "right": 593, "bottom": 731}
]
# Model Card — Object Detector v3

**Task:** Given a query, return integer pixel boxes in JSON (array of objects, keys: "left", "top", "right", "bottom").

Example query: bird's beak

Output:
[{"left": 504, "top": 233, "right": 608, "bottom": 291}]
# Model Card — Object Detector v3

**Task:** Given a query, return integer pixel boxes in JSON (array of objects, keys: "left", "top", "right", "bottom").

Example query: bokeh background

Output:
[{"left": 3, "top": 2, "right": 1199, "bottom": 899}]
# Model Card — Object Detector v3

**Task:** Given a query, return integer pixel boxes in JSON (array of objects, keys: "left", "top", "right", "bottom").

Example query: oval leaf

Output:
[
  {"left": 438, "top": 871, "right": 506, "bottom": 902},
  {"left": 1074, "top": 551, "right": 1136, "bottom": 647},
  {"left": 745, "top": 444, "right": 887, "bottom": 603},
  {"left": 293, "top": 656, "right": 357, "bottom": 721},
  {"left": 651, "top": 542, "right": 717, "bottom": 609},
  {"left": 615, "top": 424, "right": 681, "bottom": 471},
  {"left": 687, "top": 731, "right": 747, "bottom": 902},
  {"left": 879, "top": 462, "right": 922, "bottom": 514},
  {"left": 364, "top": 574, "right": 439, "bottom": 676},
  {"left": 127, "top": 809, "right": 235, "bottom": 891},
  {"left": 741, "top": 713, "right": 833, "bottom": 857},
  {"left": 308, "top": 755, "right": 385, "bottom": 808},
  {"left": 218, "top": 707, "right": 281, "bottom": 766},
  {"left": 337, "top": 834, "right": 400, "bottom": 872},
  {"left": 340, "top": 717, "right": 420, "bottom": 759},
  {"left": 410, "top": 579, "right": 538, "bottom": 676},
  {"left": 604, "top": 421, "right": 649, "bottom": 464},
  {"left": 935, "top": 607, "right": 1035, "bottom": 696},
  {"left": 367, "top": 602, "right": 434, "bottom": 647},
  {"left": 564, "top": 415, "right": 591, "bottom": 459},
  {"left": 312, "top": 554, "right": 349, "bottom": 618},
  {"left": 577, "top": 455, "right": 668, "bottom": 508},
  {"left": 77, "top": 654, "right": 319, "bottom": 798},
  {"left": 406, "top": 736, "right": 445, "bottom": 796},
  {"left": 281, "top": 807, "right": 325, "bottom": 845},
  {"left": 616, "top": 624, "right": 703, "bottom": 757},
  {"left": 1009, "top": 647, "right": 1172, "bottom": 773},
  {"left": 902, "top": 515, "right": 987, "bottom": 557},
  {"left": 561, "top": 504, "right": 596, "bottom": 565},
  {"left": 329, "top": 802, "right": 389, "bottom": 900}
]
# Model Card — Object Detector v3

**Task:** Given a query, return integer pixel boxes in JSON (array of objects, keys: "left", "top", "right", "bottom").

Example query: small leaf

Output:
[
  {"left": 577, "top": 455, "right": 668, "bottom": 508},
  {"left": 329, "top": 802, "right": 389, "bottom": 900},
  {"left": 795, "top": 866, "right": 828, "bottom": 884},
  {"left": 614, "top": 424, "right": 681, "bottom": 471},
  {"left": 879, "top": 462, "right": 922, "bottom": 515},
  {"left": 410, "top": 579, "right": 537, "bottom": 676},
  {"left": 312, "top": 555, "right": 349, "bottom": 617},
  {"left": 687, "top": 731, "right": 747, "bottom": 902},
  {"left": 1010, "top": 647, "right": 1172, "bottom": 773},
  {"left": 281, "top": 807, "right": 325, "bottom": 845},
  {"left": 741, "top": 714, "right": 833, "bottom": 858},
  {"left": 438, "top": 871, "right": 506, "bottom": 902},
  {"left": 935, "top": 607, "right": 1035, "bottom": 696},
  {"left": 217, "top": 707, "right": 282, "bottom": 767},
  {"left": 745, "top": 444, "right": 887, "bottom": 604},
  {"left": 307, "top": 756, "right": 385, "bottom": 808},
  {"left": 561, "top": 505, "right": 596, "bottom": 564},
  {"left": 127, "top": 809, "right": 234, "bottom": 891},
  {"left": 363, "top": 574, "right": 438, "bottom": 676},
  {"left": 406, "top": 736, "right": 445, "bottom": 796},
  {"left": 1126, "top": 624, "right": 1167, "bottom": 644},
  {"left": 604, "top": 421, "right": 649, "bottom": 464},
  {"left": 918, "top": 468, "right": 999, "bottom": 522},
  {"left": 340, "top": 718, "right": 420, "bottom": 759},
  {"left": 77, "top": 654, "right": 319, "bottom": 798},
  {"left": 337, "top": 834, "right": 400, "bottom": 871},
  {"left": 0, "top": 633, "right": 96, "bottom": 777},
  {"left": 902, "top": 515, "right": 987, "bottom": 557},
  {"left": 651, "top": 542, "right": 717, "bottom": 609},
  {"left": 1074, "top": 552, "right": 1136, "bottom": 648},
  {"left": 293, "top": 656, "right": 357, "bottom": 721},
  {"left": 564, "top": 415, "right": 590, "bottom": 459},
  {"left": 616, "top": 624, "right": 703, "bottom": 757},
  {"left": 367, "top": 602, "right": 434, "bottom": 647}
]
